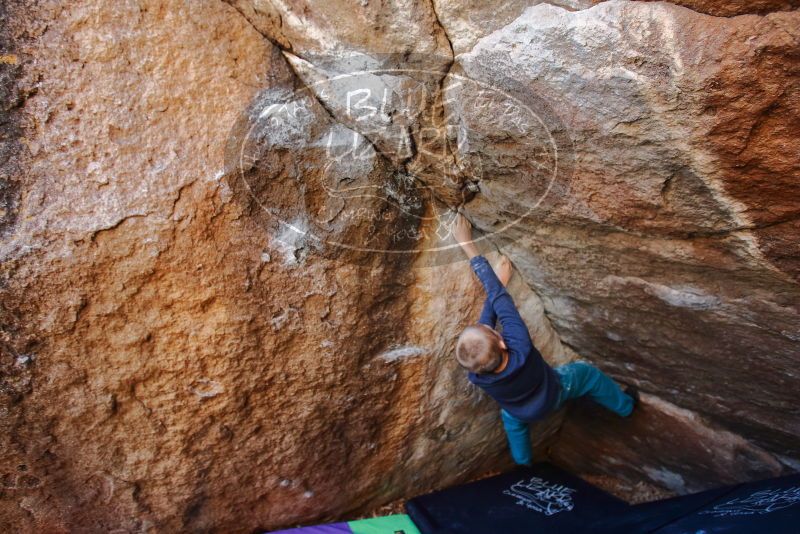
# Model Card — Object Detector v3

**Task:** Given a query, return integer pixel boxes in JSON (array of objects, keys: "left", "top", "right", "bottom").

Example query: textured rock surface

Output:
[
  {"left": 2, "top": 0, "right": 799, "bottom": 532},
  {"left": 455, "top": 0, "right": 800, "bottom": 480},
  {"left": 433, "top": 0, "right": 800, "bottom": 55},
  {"left": 225, "top": 0, "right": 470, "bottom": 205},
  {"left": 653, "top": 0, "right": 800, "bottom": 17},
  {"left": 552, "top": 393, "right": 786, "bottom": 495},
  {"left": 224, "top": 0, "right": 451, "bottom": 66},
  {"left": 433, "top": 0, "right": 593, "bottom": 54}
]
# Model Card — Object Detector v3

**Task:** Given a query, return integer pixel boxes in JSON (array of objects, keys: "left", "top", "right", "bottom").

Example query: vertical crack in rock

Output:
[
  {"left": 224, "top": 0, "right": 472, "bottom": 209},
  {"left": 429, "top": 0, "right": 456, "bottom": 61},
  {"left": 223, "top": 1, "right": 419, "bottom": 203}
]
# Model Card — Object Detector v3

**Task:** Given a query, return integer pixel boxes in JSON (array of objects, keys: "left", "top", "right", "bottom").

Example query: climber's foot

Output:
[
  {"left": 624, "top": 384, "right": 640, "bottom": 415},
  {"left": 497, "top": 255, "right": 513, "bottom": 287}
]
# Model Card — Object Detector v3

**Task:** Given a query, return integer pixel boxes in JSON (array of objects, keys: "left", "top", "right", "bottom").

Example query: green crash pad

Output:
[
  {"left": 267, "top": 513, "right": 420, "bottom": 534},
  {"left": 348, "top": 514, "right": 421, "bottom": 534}
]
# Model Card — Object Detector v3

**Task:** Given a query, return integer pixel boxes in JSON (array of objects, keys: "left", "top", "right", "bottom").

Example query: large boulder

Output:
[
  {"left": 454, "top": 0, "right": 800, "bottom": 480},
  {"left": 432, "top": 0, "right": 800, "bottom": 57},
  {"left": 0, "top": 1, "right": 513, "bottom": 532},
  {"left": 2, "top": 0, "right": 799, "bottom": 532}
]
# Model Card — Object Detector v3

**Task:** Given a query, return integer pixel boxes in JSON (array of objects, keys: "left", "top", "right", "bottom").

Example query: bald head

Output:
[{"left": 456, "top": 324, "right": 505, "bottom": 374}]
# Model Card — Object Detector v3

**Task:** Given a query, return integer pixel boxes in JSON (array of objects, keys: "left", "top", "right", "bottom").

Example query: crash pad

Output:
[
  {"left": 349, "top": 514, "right": 422, "bottom": 534},
  {"left": 653, "top": 472, "right": 800, "bottom": 534},
  {"left": 268, "top": 514, "right": 421, "bottom": 534},
  {"left": 591, "top": 484, "right": 735, "bottom": 534},
  {"left": 405, "top": 462, "right": 800, "bottom": 534},
  {"left": 405, "top": 462, "right": 628, "bottom": 533},
  {"left": 268, "top": 522, "right": 351, "bottom": 534}
]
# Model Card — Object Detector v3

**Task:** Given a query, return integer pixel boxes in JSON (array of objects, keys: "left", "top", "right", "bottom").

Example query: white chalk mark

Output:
[
  {"left": 190, "top": 379, "right": 224, "bottom": 399},
  {"left": 378, "top": 345, "right": 427, "bottom": 362},
  {"left": 644, "top": 467, "right": 687, "bottom": 494},
  {"left": 603, "top": 276, "right": 720, "bottom": 310}
]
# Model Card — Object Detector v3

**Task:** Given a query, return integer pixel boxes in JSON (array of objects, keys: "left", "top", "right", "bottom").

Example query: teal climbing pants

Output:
[{"left": 500, "top": 361, "right": 634, "bottom": 466}]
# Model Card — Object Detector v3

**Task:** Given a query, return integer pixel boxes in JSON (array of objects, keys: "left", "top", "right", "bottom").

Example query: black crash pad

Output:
[
  {"left": 406, "top": 463, "right": 800, "bottom": 534},
  {"left": 653, "top": 472, "right": 800, "bottom": 534},
  {"left": 591, "top": 484, "right": 734, "bottom": 534},
  {"left": 405, "top": 462, "right": 628, "bottom": 534}
]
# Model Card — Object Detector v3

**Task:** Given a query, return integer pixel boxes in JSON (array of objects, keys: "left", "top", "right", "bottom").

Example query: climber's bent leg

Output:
[
  {"left": 553, "top": 361, "right": 633, "bottom": 417},
  {"left": 500, "top": 409, "right": 533, "bottom": 466}
]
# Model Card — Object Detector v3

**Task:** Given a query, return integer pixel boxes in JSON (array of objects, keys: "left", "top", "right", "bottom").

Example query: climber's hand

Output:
[
  {"left": 452, "top": 213, "right": 472, "bottom": 244},
  {"left": 453, "top": 213, "right": 479, "bottom": 258},
  {"left": 497, "top": 255, "right": 513, "bottom": 287}
]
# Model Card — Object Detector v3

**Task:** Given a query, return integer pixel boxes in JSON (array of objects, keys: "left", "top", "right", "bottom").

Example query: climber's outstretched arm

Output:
[
  {"left": 453, "top": 214, "right": 494, "bottom": 326},
  {"left": 476, "top": 258, "right": 512, "bottom": 327},
  {"left": 453, "top": 215, "right": 533, "bottom": 354},
  {"left": 470, "top": 256, "right": 534, "bottom": 354}
]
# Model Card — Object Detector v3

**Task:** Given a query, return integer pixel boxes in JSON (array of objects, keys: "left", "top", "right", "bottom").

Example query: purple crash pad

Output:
[{"left": 268, "top": 522, "right": 352, "bottom": 533}]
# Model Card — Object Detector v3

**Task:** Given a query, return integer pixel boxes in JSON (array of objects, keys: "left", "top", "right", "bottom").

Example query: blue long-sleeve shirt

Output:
[{"left": 467, "top": 255, "right": 561, "bottom": 422}]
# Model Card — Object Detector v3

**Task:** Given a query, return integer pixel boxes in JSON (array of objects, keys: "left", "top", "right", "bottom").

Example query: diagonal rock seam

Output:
[{"left": 222, "top": 0, "right": 476, "bottom": 211}]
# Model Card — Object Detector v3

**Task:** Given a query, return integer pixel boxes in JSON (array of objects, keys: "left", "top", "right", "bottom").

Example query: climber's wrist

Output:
[{"left": 460, "top": 241, "right": 480, "bottom": 259}]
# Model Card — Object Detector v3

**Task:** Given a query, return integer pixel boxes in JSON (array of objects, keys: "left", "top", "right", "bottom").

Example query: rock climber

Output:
[{"left": 451, "top": 213, "right": 639, "bottom": 466}]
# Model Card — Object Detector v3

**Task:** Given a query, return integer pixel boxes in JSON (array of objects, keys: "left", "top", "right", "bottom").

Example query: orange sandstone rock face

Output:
[
  {"left": 0, "top": 1, "right": 539, "bottom": 532},
  {"left": 1, "top": 0, "right": 799, "bottom": 533}
]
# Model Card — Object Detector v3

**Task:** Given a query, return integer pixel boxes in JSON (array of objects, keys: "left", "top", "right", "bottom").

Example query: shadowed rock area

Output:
[{"left": 1, "top": 0, "right": 798, "bottom": 532}]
